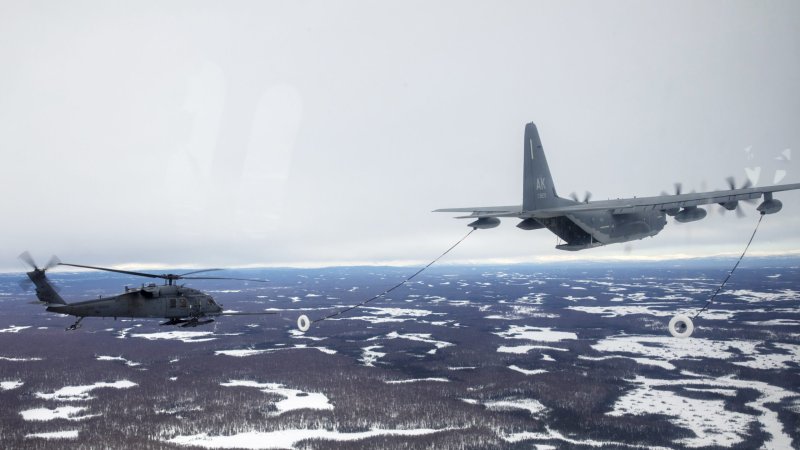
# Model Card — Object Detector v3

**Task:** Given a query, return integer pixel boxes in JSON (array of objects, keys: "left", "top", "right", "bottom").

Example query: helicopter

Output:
[{"left": 19, "top": 252, "right": 274, "bottom": 331}]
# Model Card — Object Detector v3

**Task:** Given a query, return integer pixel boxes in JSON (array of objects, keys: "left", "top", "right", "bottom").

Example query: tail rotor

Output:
[{"left": 18, "top": 252, "right": 65, "bottom": 304}]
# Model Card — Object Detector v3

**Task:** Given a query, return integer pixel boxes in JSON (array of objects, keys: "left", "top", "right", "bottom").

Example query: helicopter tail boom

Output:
[{"left": 26, "top": 269, "right": 66, "bottom": 305}]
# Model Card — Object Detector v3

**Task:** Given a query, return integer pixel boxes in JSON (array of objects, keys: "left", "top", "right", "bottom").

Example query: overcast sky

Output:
[{"left": 1, "top": 1, "right": 799, "bottom": 272}]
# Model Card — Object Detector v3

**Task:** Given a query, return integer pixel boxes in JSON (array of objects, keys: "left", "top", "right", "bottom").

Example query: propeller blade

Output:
[
  {"left": 741, "top": 179, "right": 752, "bottom": 190},
  {"left": 583, "top": 191, "right": 592, "bottom": 203},
  {"left": 569, "top": 192, "right": 579, "bottom": 202},
  {"left": 45, "top": 255, "right": 61, "bottom": 271},
  {"left": 674, "top": 183, "right": 682, "bottom": 196},
  {"left": 736, "top": 207, "right": 746, "bottom": 218},
  {"left": 18, "top": 251, "right": 38, "bottom": 270},
  {"left": 59, "top": 263, "right": 162, "bottom": 279},
  {"left": 725, "top": 176, "right": 736, "bottom": 190}
]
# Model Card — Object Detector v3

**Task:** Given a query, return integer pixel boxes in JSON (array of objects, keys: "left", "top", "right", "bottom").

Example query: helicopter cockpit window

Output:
[{"left": 179, "top": 298, "right": 187, "bottom": 308}]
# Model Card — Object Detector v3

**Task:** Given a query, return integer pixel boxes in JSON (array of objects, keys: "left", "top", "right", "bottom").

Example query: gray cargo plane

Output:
[{"left": 436, "top": 122, "right": 800, "bottom": 250}]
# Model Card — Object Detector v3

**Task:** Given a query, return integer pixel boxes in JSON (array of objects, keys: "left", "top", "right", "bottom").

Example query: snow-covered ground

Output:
[
  {"left": 20, "top": 406, "right": 98, "bottom": 421},
  {"left": 24, "top": 430, "right": 80, "bottom": 440},
  {"left": 493, "top": 325, "right": 577, "bottom": 342},
  {"left": 166, "top": 427, "right": 456, "bottom": 449},
  {"left": 35, "top": 380, "right": 137, "bottom": 401},
  {"left": 590, "top": 335, "right": 758, "bottom": 370},
  {"left": 360, "top": 345, "right": 386, "bottom": 367},
  {"left": 1, "top": 380, "right": 23, "bottom": 390},
  {"left": 608, "top": 374, "right": 799, "bottom": 449},
  {"left": 215, "top": 345, "right": 336, "bottom": 357},
  {"left": 384, "top": 377, "right": 449, "bottom": 384},
  {"left": 129, "top": 331, "right": 217, "bottom": 343},
  {"left": 221, "top": 380, "right": 333, "bottom": 415},
  {"left": 508, "top": 365, "right": 547, "bottom": 375},
  {"left": 96, "top": 355, "right": 141, "bottom": 367},
  {"left": 0, "top": 325, "right": 31, "bottom": 333}
]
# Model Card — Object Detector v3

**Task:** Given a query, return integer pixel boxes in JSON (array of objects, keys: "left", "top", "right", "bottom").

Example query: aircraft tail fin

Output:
[
  {"left": 522, "top": 122, "right": 560, "bottom": 211},
  {"left": 26, "top": 269, "right": 66, "bottom": 305}
]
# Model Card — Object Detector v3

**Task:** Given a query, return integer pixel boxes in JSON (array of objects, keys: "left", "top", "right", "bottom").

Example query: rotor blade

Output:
[
  {"left": 216, "top": 312, "right": 278, "bottom": 316},
  {"left": 18, "top": 251, "right": 37, "bottom": 270},
  {"left": 179, "top": 276, "right": 270, "bottom": 283},
  {"left": 45, "top": 255, "right": 61, "bottom": 271},
  {"left": 58, "top": 263, "right": 163, "bottom": 279},
  {"left": 178, "top": 269, "right": 223, "bottom": 277}
]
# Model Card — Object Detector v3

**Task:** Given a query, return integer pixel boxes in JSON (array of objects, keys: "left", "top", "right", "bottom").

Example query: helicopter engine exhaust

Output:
[{"left": 668, "top": 314, "right": 694, "bottom": 338}]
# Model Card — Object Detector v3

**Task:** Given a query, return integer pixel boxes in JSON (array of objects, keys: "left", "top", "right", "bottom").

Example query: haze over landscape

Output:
[{"left": 1, "top": 1, "right": 800, "bottom": 271}]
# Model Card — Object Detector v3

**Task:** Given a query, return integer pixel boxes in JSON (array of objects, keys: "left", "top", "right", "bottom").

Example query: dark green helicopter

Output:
[{"left": 19, "top": 252, "right": 273, "bottom": 331}]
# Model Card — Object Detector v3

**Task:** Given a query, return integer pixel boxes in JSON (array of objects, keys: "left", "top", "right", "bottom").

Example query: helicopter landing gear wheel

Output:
[
  {"left": 67, "top": 316, "right": 84, "bottom": 331},
  {"left": 297, "top": 315, "right": 310, "bottom": 332},
  {"left": 668, "top": 314, "right": 694, "bottom": 338}
]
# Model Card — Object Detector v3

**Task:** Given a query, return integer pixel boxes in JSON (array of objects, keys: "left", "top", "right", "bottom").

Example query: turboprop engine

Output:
[{"left": 674, "top": 206, "right": 707, "bottom": 223}]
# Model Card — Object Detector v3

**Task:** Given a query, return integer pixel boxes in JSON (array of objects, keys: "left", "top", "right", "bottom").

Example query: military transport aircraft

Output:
[
  {"left": 436, "top": 122, "right": 800, "bottom": 250},
  {"left": 19, "top": 252, "right": 274, "bottom": 330}
]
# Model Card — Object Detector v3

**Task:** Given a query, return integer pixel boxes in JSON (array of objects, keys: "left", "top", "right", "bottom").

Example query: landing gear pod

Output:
[
  {"left": 668, "top": 314, "right": 694, "bottom": 338},
  {"left": 297, "top": 315, "right": 310, "bottom": 332}
]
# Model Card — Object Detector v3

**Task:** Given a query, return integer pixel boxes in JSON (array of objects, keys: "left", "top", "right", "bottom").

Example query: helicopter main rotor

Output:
[{"left": 58, "top": 263, "right": 268, "bottom": 285}]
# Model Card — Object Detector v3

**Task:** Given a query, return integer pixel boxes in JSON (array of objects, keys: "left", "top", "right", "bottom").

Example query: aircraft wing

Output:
[
  {"left": 529, "top": 182, "right": 800, "bottom": 218},
  {"left": 435, "top": 183, "right": 800, "bottom": 219},
  {"left": 433, "top": 205, "right": 522, "bottom": 218}
]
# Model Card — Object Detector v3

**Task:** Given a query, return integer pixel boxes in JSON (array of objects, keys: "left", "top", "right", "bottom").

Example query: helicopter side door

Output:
[{"left": 165, "top": 295, "right": 190, "bottom": 318}]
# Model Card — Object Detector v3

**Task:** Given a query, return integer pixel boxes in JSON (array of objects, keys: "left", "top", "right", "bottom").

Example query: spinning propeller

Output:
[
  {"left": 717, "top": 176, "right": 755, "bottom": 217},
  {"left": 18, "top": 251, "right": 61, "bottom": 292},
  {"left": 569, "top": 191, "right": 592, "bottom": 203}
]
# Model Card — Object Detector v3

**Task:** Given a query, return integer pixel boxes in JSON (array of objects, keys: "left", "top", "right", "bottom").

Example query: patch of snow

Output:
[
  {"left": 1, "top": 380, "right": 23, "bottom": 390},
  {"left": 384, "top": 331, "right": 453, "bottom": 349},
  {"left": 494, "top": 325, "right": 577, "bottom": 342},
  {"left": 221, "top": 380, "right": 332, "bottom": 414},
  {"left": 24, "top": 430, "right": 80, "bottom": 440},
  {"left": 0, "top": 356, "right": 42, "bottom": 361},
  {"left": 384, "top": 378, "right": 449, "bottom": 384},
  {"left": 96, "top": 355, "right": 141, "bottom": 367},
  {"left": 360, "top": 345, "right": 385, "bottom": 367},
  {"left": 35, "top": 380, "right": 137, "bottom": 401},
  {"left": 485, "top": 398, "right": 546, "bottom": 417},
  {"left": 498, "top": 345, "right": 568, "bottom": 354},
  {"left": 20, "top": 406, "right": 98, "bottom": 421},
  {"left": 129, "top": 331, "right": 216, "bottom": 343},
  {"left": 508, "top": 365, "right": 547, "bottom": 376},
  {"left": 166, "top": 428, "right": 455, "bottom": 449},
  {"left": 0, "top": 325, "right": 31, "bottom": 333}
]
